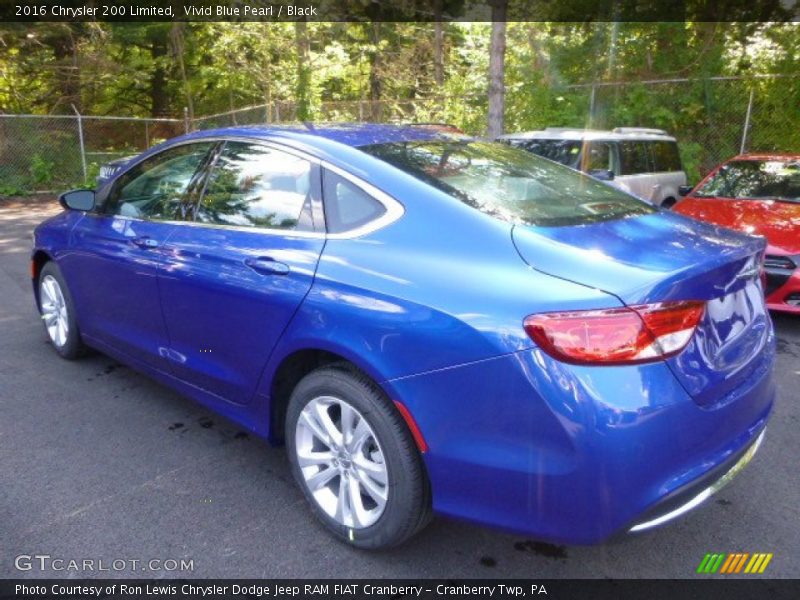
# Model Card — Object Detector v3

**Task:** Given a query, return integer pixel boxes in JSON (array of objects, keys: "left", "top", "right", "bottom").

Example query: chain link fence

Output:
[
  {"left": 0, "top": 113, "right": 185, "bottom": 194},
  {"left": 2, "top": 75, "right": 798, "bottom": 194},
  {"left": 191, "top": 98, "right": 455, "bottom": 130}
]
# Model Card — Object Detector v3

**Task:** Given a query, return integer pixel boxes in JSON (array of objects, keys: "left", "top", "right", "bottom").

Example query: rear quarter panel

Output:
[{"left": 258, "top": 166, "right": 622, "bottom": 390}]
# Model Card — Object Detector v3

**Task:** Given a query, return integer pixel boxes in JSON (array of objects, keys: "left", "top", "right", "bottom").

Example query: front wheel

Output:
[
  {"left": 286, "top": 364, "right": 431, "bottom": 549},
  {"left": 38, "top": 261, "right": 87, "bottom": 359}
]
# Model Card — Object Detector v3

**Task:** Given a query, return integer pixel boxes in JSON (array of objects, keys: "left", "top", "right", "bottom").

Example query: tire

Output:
[
  {"left": 660, "top": 197, "right": 677, "bottom": 209},
  {"left": 286, "top": 363, "right": 432, "bottom": 549},
  {"left": 38, "top": 261, "right": 87, "bottom": 360}
]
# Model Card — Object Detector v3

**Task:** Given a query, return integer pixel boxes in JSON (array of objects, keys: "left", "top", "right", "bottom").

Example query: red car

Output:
[{"left": 674, "top": 154, "right": 800, "bottom": 314}]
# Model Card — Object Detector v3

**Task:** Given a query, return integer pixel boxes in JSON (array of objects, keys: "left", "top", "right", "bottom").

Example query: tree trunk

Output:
[
  {"left": 262, "top": 23, "right": 273, "bottom": 122},
  {"left": 295, "top": 20, "right": 311, "bottom": 121},
  {"left": 368, "top": 23, "right": 383, "bottom": 121},
  {"left": 433, "top": 0, "right": 444, "bottom": 87},
  {"left": 170, "top": 24, "right": 194, "bottom": 122},
  {"left": 487, "top": 2, "right": 507, "bottom": 139},
  {"left": 148, "top": 28, "right": 169, "bottom": 117},
  {"left": 43, "top": 25, "right": 82, "bottom": 113}
]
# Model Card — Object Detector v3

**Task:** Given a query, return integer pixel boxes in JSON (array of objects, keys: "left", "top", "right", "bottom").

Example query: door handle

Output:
[
  {"left": 244, "top": 256, "right": 290, "bottom": 275},
  {"left": 130, "top": 236, "right": 159, "bottom": 249}
]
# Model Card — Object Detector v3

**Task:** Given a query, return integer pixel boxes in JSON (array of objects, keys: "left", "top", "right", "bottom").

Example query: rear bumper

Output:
[
  {"left": 385, "top": 340, "right": 775, "bottom": 544},
  {"left": 627, "top": 428, "right": 765, "bottom": 534}
]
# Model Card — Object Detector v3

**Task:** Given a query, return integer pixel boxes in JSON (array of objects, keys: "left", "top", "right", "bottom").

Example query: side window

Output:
[
  {"left": 103, "top": 143, "right": 214, "bottom": 220},
  {"left": 651, "top": 141, "right": 682, "bottom": 172},
  {"left": 322, "top": 169, "right": 386, "bottom": 234},
  {"left": 618, "top": 141, "right": 650, "bottom": 175},
  {"left": 197, "top": 142, "right": 315, "bottom": 231},
  {"left": 582, "top": 142, "right": 613, "bottom": 171}
]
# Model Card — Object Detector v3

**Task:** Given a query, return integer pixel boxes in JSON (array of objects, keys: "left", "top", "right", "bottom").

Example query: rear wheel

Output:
[
  {"left": 286, "top": 364, "right": 431, "bottom": 549},
  {"left": 38, "top": 262, "right": 87, "bottom": 359}
]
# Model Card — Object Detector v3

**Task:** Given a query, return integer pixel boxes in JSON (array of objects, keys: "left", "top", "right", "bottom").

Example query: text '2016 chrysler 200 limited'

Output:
[{"left": 33, "top": 124, "right": 775, "bottom": 549}]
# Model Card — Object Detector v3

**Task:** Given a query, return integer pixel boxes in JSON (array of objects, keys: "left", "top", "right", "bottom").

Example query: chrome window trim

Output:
[
  {"left": 83, "top": 211, "right": 326, "bottom": 239},
  {"left": 102, "top": 135, "right": 404, "bottom": 240},
  {"left": 319, "top": 160, "right": 405, "bottom": 240}
]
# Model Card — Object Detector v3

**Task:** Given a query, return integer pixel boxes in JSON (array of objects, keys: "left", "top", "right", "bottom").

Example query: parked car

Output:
[
  {"left": 674, "top": 154, "right": 800, "bottom": 314},
  {"left": 33, "top": 124, "right": 774, "bottom": 549},
  {"left": 499, "top": 127, "right": 687, "bottom": 207}
]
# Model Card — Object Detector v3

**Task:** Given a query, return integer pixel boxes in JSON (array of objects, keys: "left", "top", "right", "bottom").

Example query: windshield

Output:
[
  {"left": 694, "top": 159, "right": 800, "bottom": 203},
  {"left": 361, "top": 140, "right": 654, "bottom": 227},
  {"left": 503, "top": 138, "right": 582, "bottom": 168}
]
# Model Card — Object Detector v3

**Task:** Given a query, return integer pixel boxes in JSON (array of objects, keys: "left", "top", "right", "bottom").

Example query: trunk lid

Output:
[{"left": 512, "top": 211, "right": 772, "bottom": 406}]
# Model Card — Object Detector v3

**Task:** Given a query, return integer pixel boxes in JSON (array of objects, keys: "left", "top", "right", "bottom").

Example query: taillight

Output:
[{"left": 523, "top": 301, "right": 705, "bottom": 365}]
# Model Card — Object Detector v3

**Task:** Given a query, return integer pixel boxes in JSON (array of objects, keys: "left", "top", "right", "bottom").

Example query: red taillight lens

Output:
[{"left": 523, "top": 301, "right": 705, "bottom": 365}]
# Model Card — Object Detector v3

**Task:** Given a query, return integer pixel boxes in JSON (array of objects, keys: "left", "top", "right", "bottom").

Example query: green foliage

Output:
[
  {"left": 0, "top": 181, "right": 27, "bottom": 197},
  {"left": 29, "top": 153, "right": 55, "bottom": 186},
  {"left": 1, "top": 21, "right": 799, "bottom": 184},
  {"left": 82, "top": 162, "right": 101, "bottom": 189}
]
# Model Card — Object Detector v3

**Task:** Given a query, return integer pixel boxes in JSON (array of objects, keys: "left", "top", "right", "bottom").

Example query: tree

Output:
[
  {"left": 368, "top": 22, "right": 383, "bottom": 121},
  {"left": 487, "top": 1, "right": 507, "bottom": 138},
  {"left": 295, "top": 20, "right": 311, "bottom": 120},
  {"left": 433, "top": 0, "right": 444, "bottom": 87}
]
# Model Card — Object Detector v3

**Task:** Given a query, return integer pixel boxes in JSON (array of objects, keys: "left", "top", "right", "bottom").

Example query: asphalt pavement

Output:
[{"left": 1, "top": 198, "right": 798, "bottom": 579}]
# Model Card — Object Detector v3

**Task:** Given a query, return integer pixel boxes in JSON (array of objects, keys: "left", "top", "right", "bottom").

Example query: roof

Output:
[
  {"left": 498, "top": 127, "right": 676, "bottom": 142},
  {"left": 176, "top": 122, "right": 468, "bottom": 149}
]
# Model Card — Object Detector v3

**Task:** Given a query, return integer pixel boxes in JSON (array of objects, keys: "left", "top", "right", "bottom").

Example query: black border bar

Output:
[
  {"left": 2, "top": 0, "right": 798, "bottom": 22},
  {"left": 2, "top": 579, "right": 800, "bottom": 600}
]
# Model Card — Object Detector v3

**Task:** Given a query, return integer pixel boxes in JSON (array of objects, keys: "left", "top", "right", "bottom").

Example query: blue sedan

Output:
[{"left": 32, "top": 124, "right": 775, "bottom": 548}]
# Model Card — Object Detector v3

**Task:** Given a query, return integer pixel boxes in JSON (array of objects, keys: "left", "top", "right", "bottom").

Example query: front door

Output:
[
  {"left": 158, "top": 141, "right": 326, "bottom": 404},
  {"left": 62, "top": 141, "right": 216, "bottom": 369}
]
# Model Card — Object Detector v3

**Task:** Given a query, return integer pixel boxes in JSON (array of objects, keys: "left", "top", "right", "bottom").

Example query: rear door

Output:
[
  {"left": 158, "top": 141, "right": 326, "bottom": 405},
  {"left": 63, "top": 142, "right": 215, "bottom": 369},
  {"left": 616, "top": 140, "right": 658, "bottom": 203}
]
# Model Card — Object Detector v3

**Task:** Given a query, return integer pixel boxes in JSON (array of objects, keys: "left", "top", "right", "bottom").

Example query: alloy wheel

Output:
[
  {"left": 40, "top": 275, "right": 69, "bottom": 348},
  {"left": 295, "top": 395, "right": 388, "bottom": 529}
]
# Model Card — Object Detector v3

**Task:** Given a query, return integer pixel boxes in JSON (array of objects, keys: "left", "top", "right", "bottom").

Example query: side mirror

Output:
[
  {"left": 588, "top": 169, "right": 615, "bottom": 181},
  {"left": 678, "top": 185, "right": 693, "bottom": 197},
  {"left": 59, "top": 189, "right": 95, "bottom": 211}
]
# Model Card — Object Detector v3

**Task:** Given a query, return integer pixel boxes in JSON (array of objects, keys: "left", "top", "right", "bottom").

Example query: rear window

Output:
[{"left": 361, "top": 140, "right": 654, "bottom": 227}]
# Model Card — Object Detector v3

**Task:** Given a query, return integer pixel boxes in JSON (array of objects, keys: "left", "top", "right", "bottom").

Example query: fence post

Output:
[
  {"left": 71, "top": 104, "right": 88, "bottom": 182},
  {"left": 740, "top": 88, "right": 755, "bottom": 154},
  {"left": 144, "top": 121, "right": 150, "bottom": 148},
  {"left": 183, "top": 107, "right": 190, "bottom": 133},
  {"left": 275, "top": 103, "right": 281, "bottom": 123},
  {"left": 589, "top": 84, "right": 597, "bottom": 128}
]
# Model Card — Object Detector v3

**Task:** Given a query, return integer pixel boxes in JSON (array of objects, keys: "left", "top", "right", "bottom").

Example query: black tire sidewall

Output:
[
  {"left": 39, "top": 261, "right": 84, "bottom": 360},
  {"left": 285, "top": 366, "right": 428, "bottom": 549}
]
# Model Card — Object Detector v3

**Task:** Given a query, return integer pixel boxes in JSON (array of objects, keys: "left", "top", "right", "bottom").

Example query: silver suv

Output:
[{"left": 499, "top": 127, "right": 687, "bottom": 208}]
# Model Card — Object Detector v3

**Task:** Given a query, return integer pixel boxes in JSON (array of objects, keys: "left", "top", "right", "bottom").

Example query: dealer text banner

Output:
[{"left": 1, "top": 580, "right": 799, "bottom": 600}]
